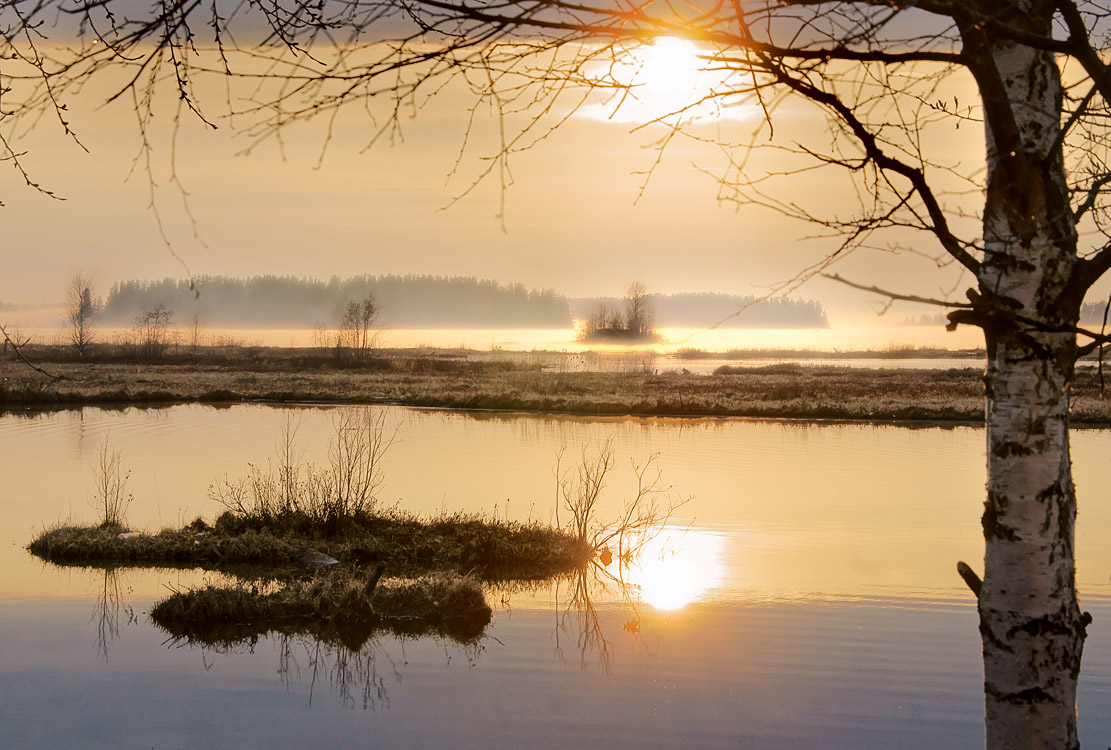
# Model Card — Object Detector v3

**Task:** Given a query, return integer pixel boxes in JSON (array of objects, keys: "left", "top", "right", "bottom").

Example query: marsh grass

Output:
[
  {"left": 27, "top": 522, "right": 306, "bottom": 569},
  {"left": 27, "top": 509, "right": 592, "bottom": 580},
  {"left": 150, "top": 571, "right": 491, "bottom": 648},
  {"left": 2, "top": 353, "right": 1036, "bottom": 423}
]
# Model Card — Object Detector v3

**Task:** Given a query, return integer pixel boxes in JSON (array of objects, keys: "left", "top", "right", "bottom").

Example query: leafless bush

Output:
[
  {"left": 554, "top": 439, "right": 686, "bottom": 561},
  {"left": 187, "top": 313, "right": 203, "bottom": 352},
  {"left": 131, "top": 304, "right": 175, "bottom": 359},
  {"left": 275, "top": 412, "right": 305, "bottom": 514},
  {"left": 311, "top": 322, "right": 333, "bottom": 356},
  {"left": 321, "top": 408, "right": 397, "bottom": 517},
  {"left": 556, "top": 440, "right": 616, "bottom": 545},
  {"left": 210, "top": 408, "right": 401, "bottom": 523},
  {"left": 91, "top": 435, "right": 133, "bottom": 528}
]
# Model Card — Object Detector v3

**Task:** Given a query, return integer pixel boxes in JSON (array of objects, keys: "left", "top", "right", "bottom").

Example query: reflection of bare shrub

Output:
[
  {"left": 279, "top": 635, "right": 395, "bottom": 710},
  {"left": 276, "top": 632, "right": 482, "bottom": 710},
  {"left": 554, "top": 568, "right": 616, "bottom": 673},
  {"left": 92, "top": 569, "right": 135, "bottom": 660},
  {"left": 549, "top": 564, "right": 658, "bottom": 674},
  {"left": 91, "top": 435, "right": 132, "bottom": 528}
]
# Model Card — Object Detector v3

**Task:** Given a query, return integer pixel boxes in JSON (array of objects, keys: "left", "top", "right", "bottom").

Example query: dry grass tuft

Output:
[{"left": 27, "top": 523, "right": 305, "bottom": 568}]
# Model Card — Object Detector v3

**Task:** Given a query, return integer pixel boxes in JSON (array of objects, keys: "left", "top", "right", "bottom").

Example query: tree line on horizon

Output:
[
  {"left": 102, "top": 275, "right": 573, "bottom": 329},
  {"left": 93, "top": 274, "right": 829, "bottom": 330}
]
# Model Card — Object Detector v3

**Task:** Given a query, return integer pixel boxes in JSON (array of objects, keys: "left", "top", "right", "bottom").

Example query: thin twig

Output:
[{"left": 0, "top": 324, "right": 65, "bottom": 380}]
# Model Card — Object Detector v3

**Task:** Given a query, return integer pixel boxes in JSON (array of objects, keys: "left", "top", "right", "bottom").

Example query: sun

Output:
[
  {"left": 635, "top": 37, "right": 706, "bottom": 97},
  {"left": 623, "top": 529, "right": 725, "bottom": 611},
  {"left": 579, "top": 37, "right": 743, "bottom": 124}
]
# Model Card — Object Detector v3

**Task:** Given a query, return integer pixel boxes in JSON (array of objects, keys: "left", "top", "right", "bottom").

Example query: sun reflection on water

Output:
[{"left": 622, "top": 528, "right": 725, "bottom": 611}]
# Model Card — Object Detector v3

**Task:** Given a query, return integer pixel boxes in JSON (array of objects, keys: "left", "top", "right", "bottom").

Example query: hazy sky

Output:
[{"left": 1, "top": 38, "right": 1084, "bottom": 326}]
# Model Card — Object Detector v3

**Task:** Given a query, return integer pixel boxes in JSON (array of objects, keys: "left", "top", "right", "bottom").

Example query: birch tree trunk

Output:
[{"left": 967, "top": 5, "right": 1090, "bottom": 745}]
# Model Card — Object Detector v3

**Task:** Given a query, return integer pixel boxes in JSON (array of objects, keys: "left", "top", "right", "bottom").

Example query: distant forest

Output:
[
  {"left": 99, "top": 275, "right": 830, "bottom": 329},
  {"left": 572, "top": 293, "right": 829, "bottom": 329},
  {"left": 102, "top": 275, "right": 573, "bottom": 328}
]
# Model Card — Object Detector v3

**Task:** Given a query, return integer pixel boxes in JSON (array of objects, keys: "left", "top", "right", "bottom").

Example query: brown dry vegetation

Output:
[
  {"left": 151, "top": 571, "right": 491, "bottom": 648},
  {"left": 30, "top": 509, "right": 584, "bottom": 647},
  {"left": 5, "top": 350, "right": 1111, "bottom": 423},
  {"left": 28, "top": 511, "right": 591, "bottom": 581}
]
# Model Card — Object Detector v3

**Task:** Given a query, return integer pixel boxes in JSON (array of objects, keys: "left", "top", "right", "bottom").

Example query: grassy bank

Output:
[
  {"left": 5, "top": 345, "right": 1111, "bottom": 424},
  {"left": 28, "top": 510, "right": 592, "bottom": 581}
]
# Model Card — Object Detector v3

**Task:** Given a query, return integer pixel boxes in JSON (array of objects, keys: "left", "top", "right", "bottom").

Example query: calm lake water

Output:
[{"left": 2, "top": 404, "right": 1110, "bottom": 748}]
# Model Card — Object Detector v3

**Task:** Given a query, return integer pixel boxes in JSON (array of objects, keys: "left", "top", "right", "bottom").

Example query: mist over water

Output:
[{"left": 14, "top": 323, "right": 988, "bottom": 354}]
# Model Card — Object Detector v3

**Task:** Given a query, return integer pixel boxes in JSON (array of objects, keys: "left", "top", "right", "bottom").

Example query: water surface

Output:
[{"left": 2, "top": 405, "right": 1109, "bottom": 748}]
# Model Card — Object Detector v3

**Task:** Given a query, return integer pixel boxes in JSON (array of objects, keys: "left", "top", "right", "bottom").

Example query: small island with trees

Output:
[{"left": 578, "top": 282, "right": 661, "bottom": 343}]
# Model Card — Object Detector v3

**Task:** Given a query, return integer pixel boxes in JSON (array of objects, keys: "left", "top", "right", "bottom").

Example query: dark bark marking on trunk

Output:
[
  {"left": 1036, "top": 482, "right": 1063, "bottom": 504},
  {"left": 979, "top": 619, "right": 1016, "bottom": 654},
  {"left": 1035, "top": 481, "right": 1065, "bottom": 536},
  {"left": 988, "top": 153, "right": 1051, "bottom": 241},
  {"left": 991, "top": 440, "right": 1035, "bottom": 458},
  {"left": 1007, "top": 613, "right": 1073, "bottom": 639},
  {"left": 982, "top": 491, "right": 1018, "bottom": 541},
  {"left": 985, "top": 684, "right": 1057, "bottom": 705}
]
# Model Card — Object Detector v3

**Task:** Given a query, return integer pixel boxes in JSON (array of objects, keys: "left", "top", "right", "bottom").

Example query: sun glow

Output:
[
  {"left": 579, "top": 37, "right": 747, "bottom": 124},
  {"left": 623, "top": 528, "right": 725, "bottom": 611},
  {"left": 636, "top": 37, "right": 705, "bottom": 95}
]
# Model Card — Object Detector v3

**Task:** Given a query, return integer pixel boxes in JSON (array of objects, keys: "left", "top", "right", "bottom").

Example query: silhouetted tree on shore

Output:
[
  {"left": 338, "top": 295, "right": 380, "bottom": 356},
  {"left": 65, "top": 274, "right": 100, "bottom": 357}
]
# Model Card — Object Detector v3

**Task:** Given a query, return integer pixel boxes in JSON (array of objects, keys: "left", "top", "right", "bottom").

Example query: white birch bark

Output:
[{"left": 974, "top": 13, "right": 1089, "bottom": 747}]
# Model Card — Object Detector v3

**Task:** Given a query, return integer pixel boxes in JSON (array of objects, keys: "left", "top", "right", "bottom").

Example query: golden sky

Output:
[{"left": 0, "top": 39, "right": 1055, "bottom": 322}]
